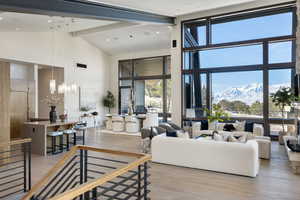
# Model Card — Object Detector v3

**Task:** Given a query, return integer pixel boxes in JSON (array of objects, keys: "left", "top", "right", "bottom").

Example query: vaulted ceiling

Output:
[
  {"left": 0, "top": 0, "right": 275, "bottom": 55},
  {"left": 85, "top": 0, "right": 256, "bottom": 16}
]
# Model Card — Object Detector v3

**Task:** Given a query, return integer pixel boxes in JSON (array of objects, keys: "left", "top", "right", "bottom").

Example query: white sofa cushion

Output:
[
  {"left": 177, "top": 131, "right": 190, "bottom": 139},
  {"left": 152, "top": 135, "right": 259, "bottom": 177},
  {"left": 234, "top": 121, "right": 246, "bottom": 131}
]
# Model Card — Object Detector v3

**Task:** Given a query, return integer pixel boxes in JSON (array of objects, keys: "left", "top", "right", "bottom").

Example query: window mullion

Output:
[{"left": 263, "top": 41, "right": 270, "bottom": 136}]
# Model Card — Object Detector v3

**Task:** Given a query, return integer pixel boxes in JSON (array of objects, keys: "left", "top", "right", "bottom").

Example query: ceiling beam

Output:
[
  {"left": 0, "top": 0, "right": 175, "bottom": 24},
  {"left": 71, "top": 22, "right": 140, "bottom": 37}
]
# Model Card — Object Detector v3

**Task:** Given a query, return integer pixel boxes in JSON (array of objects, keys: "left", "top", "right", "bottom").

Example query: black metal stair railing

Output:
[
  {"left": 25, "top": 146, "right": 151, "bottom": 200},
  {"left": 0, "top": 138, "right": 32, "bottom": 199},
  {"left": 81, "top": 151, "right": 150, "bottom": 200}
]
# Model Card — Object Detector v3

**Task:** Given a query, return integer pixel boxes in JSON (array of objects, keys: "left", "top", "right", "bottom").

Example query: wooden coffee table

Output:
[{"left": 283, "top": 136, "right": 300, "bottom": 174}]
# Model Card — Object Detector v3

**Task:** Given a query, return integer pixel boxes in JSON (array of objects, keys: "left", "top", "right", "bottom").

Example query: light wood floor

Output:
[{"left": 30, "top": 129, "right": 300, "bottom": 200}]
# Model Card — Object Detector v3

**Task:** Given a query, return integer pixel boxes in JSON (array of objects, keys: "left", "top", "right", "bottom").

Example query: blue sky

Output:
[
  {"left": 212, "top": 69, "right": 291, "bottom": 93},
  {"left": 189, "top": 12, "right": 294, "bottom": 93}
]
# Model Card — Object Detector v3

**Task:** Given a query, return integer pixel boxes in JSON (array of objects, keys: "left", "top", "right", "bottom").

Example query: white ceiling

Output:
[
  {"left": 0, "top": 0, "right": 260, "bottom": 55},
  {"left": 0, "top": 12, "right": 115, "bottom": 32},
  {"left": 85, "top": 0, "right": 256, "bottom": 16},
  {"left": 82, "top": 24, "right": 172, "bottom": 55}
]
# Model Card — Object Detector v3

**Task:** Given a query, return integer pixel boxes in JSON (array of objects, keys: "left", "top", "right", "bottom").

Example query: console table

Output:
[{"left": 283, "top": 136, "right": 300, "bottom": 174}]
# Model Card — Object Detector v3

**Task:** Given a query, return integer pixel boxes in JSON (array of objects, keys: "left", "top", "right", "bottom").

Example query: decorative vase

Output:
[
  {"left": 49, "top": 106, "right": 57, "bottom": 123},
  {"left": 59, "top": 114, "right": 67, "bottom": 122}
]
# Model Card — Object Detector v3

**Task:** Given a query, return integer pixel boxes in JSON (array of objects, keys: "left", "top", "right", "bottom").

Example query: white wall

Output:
[
  {"left": 0, "top": 31, "right": 111, "bottom": 124},
  {"left": 110, "top": 49, "right": 171, "bottom": 114},
  {"left": 170, "top": 0, "right": 292, "bottom": 125}
]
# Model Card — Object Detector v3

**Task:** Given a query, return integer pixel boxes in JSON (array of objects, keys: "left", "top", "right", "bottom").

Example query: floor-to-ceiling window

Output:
[
  {"left": 182, "top": 5, "right": 297, "bottom": 137},
  {"left": 119, "top": 56, "right": 171, "bottom": 121}
]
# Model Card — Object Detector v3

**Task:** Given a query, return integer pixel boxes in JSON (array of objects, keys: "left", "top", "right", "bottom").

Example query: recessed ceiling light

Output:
[
  {"left": 0, "top": 17, "right": 3, "bottom": 21},
  {"left": 48, "top": 19, "right": 53, "bottom": 23},
  {"left": 168, "top": 26, "right": 173, "bottom": 30},
  {"left": 106, "top": 38, "right": 111, "bottom": 42},
  {"left": 156, "top": 31, "right": 160, "bottom": 34},
  {"left": 15, "top": 28, "right": 20, "bottom": 31}
]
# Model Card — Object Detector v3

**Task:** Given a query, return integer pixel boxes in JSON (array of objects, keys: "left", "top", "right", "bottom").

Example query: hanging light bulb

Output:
[
  {"left": 50, "top": 79, "right": 56, "bottom": 94},
  {"left": 58, "top": 82, "right": 65, "bottom": 94},
  {"left": 71, "top": 83, "right": 77, "bottom": 93},
  {"left": 49, "top": 29, "right": 56, "bottom": 94}
]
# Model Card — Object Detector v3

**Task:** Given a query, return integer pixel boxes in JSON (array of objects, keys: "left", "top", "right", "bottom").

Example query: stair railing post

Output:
[
  {"left": 23, "top": 143, "right": 27, "bottom": 192},
  {"left": 80, "top": 149, "right": 84, "bottom": 200},
  {"left": 144, "top": 162, "right": 148, "bottom": 200},
  {"left": 84, "top": 150, "right": 90, "bottom": 200},
  {"left": 28, "top": 142, "right": 32, "bottom": 191},
  {"left": 138, "top": 165, "right": 141, "bottom": 199}
]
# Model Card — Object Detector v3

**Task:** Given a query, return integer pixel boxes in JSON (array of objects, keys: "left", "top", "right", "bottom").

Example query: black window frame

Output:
[
  {"left": 181, "top": 3, "right": 298, "bottom": 138},
  {"left": 118, "top": 55, "right": 171, "bottom": 121}
]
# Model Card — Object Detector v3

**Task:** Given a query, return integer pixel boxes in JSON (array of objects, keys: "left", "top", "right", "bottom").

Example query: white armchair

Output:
[
  {"left": 125, "top": 116, "right": 140, "bottom": 133},
  {"left": 112, "top": 115, "right": 125, "bottom": 132},
  {"left": 143, "top": 113, "right": 159, "bottom": 128}
]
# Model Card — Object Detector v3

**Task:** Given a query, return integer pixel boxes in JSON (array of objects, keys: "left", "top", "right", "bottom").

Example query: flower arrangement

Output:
[{"left": 42, "top": 94, "right": 62, "bottom": 107}]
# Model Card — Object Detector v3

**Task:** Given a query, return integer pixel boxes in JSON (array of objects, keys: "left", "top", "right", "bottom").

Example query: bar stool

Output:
[
  {"left": 47, "top": 131, "right": 64, "bottom": 154},
  {"left": 74, "top": 123, "right": 87, "bottom": 145},
  {"left": 63, "top": 129, "right": 77, "bottom": 151}
]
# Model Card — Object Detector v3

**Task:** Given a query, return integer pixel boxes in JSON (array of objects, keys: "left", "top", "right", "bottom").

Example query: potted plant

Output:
[
  {"left": 271, "top": 87, "right": 296, "bottom": 145},
  {"left": 205, "top": 104, "right": 230, "bottom": 132},
  {"left": 80, "top": 106, "right": 91, "bottom": 117},
  {"left": 102, "top": 91, "right": 116, "bottom": 114}
]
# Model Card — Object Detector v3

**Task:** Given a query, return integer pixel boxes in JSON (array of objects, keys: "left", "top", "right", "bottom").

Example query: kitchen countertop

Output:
[{"left": 24, "top": 120, "right": 78, "bottom": 127}]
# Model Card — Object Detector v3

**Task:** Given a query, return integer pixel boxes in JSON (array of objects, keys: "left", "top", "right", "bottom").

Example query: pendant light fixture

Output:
[
  {"left": 49, "top": 17, "right": 78, "bottom": 94},
  {"left": 50, "top": 26, "right": 56, "bottom": 94}
]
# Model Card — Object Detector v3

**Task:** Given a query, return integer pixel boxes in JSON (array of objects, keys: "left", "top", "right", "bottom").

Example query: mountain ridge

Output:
[{"left": 213, "top": 83, "right": 289, "bottom": 105}]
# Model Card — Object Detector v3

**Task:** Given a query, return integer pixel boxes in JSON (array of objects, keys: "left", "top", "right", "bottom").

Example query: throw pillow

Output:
[
  {"left": 159, "top": 123, "right": 174, "bottom": 132},
  {"left": 227, "top": 135, "right": 238, "bottom": 142},
  {"left": 169, "top": 122, "right": 181, "bottom": 130},
  {"left": 238, "top": 134, "right": 248, "bottom": 143},
  {"left": 200, "top": 120, "right": 208, "bottom": 130},
  {"left": 177, "top": 131, "right": 190, "bottom": 139},
  {"left": 223, "top": 124, "right": 236, "bottom": 132},
  {"left": 166, "top": 130, "right": 177, "bottom": 137},
  {"left": 235, "top": 121, "right": 246, "bottom": 132},
  {"left": 244, "top": 122, "right": 254, "bottom": 132},
  {"left": 221, "top": 132, "right": 232, "bottom": 141},
  {"left": 214, "top": 133, "right": 223, "bottom": 141}
]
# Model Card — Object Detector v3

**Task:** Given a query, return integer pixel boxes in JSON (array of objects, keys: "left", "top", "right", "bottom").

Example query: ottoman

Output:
[{"left": 255, "top": 136, "right": 271, "bottom": 159}]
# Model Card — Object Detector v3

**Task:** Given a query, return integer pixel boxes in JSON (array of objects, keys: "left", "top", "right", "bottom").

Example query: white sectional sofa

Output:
[
  {"left": 192, "top": 122, "right": 271, "bottom": 159},
  {"left": 152, "top": 134, "right": 259, "bottom": 177}
]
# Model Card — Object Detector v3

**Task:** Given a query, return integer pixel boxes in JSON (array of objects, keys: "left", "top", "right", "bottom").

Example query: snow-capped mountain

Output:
[{"left": 213, "top": 83, "right": 289, "bottom": 105}]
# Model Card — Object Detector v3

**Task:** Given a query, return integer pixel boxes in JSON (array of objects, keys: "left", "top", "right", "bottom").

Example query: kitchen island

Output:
[{"left": 24, "top": 121, "right": 78, "bottom": 156}]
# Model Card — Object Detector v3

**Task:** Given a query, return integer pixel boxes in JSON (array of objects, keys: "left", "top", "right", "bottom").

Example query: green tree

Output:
[{"left": 249, "top": 101, "right": 263, "bottom": 116}]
